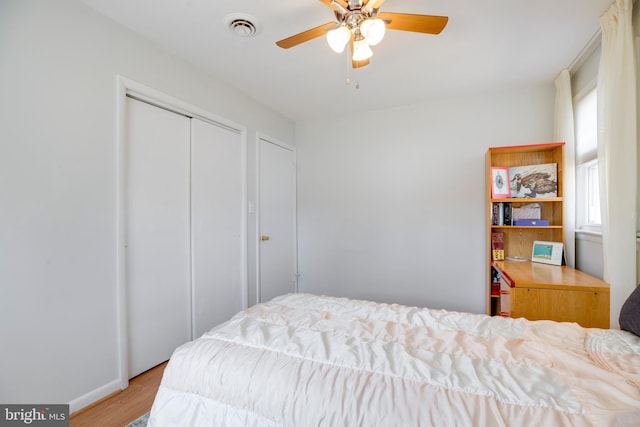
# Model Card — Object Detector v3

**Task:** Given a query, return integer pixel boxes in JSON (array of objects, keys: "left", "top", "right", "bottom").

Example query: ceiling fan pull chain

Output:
[
  {"left": 344, "top": 43, "right": 359, "bottom": 89},
  {"left": 352, "top": 48, "right": 360, "bottom": 89},
  {"left": 345, "top": 45, "right": 351, "bottom": 85}
]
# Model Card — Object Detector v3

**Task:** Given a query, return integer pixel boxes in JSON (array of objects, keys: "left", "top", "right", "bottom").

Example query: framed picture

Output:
[
  {"left": 508, "top": 163, "right": 557, "bottom": 198},
  {"left": 531, "top": 241, "right": 565, "bottom": 265},
  {"left": 491, "top": 167, "right": 510, "bottom": 198}
]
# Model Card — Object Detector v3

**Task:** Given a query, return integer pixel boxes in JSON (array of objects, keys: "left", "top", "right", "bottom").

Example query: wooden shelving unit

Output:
[
  {"left": 486, "top": 142, "right": 565, "bottom": 316},
  {"left": 486, "top": 142, "right": 610, "bottom": 327},
  {"left": 486, "top": 143, "right": 610, "bottom": 328}
]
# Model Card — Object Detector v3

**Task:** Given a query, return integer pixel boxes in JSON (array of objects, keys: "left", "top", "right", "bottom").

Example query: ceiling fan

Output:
[{"left": 275, "top": 0, "right": 448, "bottom": 68}]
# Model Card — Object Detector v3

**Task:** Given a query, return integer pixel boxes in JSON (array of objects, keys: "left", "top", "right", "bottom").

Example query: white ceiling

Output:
[{"left": 80, "top": 0, "right": 612, "bottom": 122}]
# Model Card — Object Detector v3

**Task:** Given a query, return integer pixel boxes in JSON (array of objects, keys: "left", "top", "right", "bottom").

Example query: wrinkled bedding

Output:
[{"left": 149, "top": 293, "right": 640, "bottom": 426}]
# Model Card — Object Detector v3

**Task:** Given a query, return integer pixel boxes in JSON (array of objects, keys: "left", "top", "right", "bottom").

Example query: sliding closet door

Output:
[
  {"left": 125, "top": 97, "right": 191, "bottom": 378},
  {"left": 191, "top": 118, "right": 244, "bottom": 338}
]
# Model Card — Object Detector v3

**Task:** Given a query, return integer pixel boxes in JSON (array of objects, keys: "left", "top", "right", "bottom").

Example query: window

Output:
[
  {"left": 584, "top": 159, "right": 601, "bottom": 225},
  {"left": 574, "top": 86, "right": 601, "bottom": 232}
]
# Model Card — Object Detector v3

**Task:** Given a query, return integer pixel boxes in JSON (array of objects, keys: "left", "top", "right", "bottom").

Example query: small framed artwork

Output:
[
  {"left": 531, "top": 241, "right": 565, "bottom": 265},
  {"left": 508, "top": 163, "right": 557, "bottom": 198},
  {"left": 491, "top": 167, "right": 510, "bottom": 198}
]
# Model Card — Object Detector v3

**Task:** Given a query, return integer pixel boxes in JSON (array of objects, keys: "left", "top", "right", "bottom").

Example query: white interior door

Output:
[
  {"left": 191, "top": 118, "right": 245, "bottom": 338},
  {"left": 258, "top": 138, "right": 297, "bottom": 302},
  {"left": 125, "top": 97, "right": 192, "bottom": 378}
]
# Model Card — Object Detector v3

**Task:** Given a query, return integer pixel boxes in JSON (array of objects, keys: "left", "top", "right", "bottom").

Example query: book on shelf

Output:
[
  {"left": 491, "top": 231, "right": 505, "bottom": 260},
  {"left": 502, "top": 202, "right": 512, "bottom": 226},
  {"left": 491, "top": 202, "right": 513, "bottom": 226},
  {"left": 491, "top": 202, "right": 502, "bottom": 226},
  {"left": 513, "top": 219, "right": 549, "bottom": 226}
]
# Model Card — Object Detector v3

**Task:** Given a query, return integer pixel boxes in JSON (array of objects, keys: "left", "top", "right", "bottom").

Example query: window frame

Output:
[{"left": 573, "top": 82, "right": 602, "bottom": 234}]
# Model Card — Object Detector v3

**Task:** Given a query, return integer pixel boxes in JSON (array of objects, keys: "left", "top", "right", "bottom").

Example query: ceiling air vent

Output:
[{"left": 225, "top": 13, "right": 260, "bottom": 37}]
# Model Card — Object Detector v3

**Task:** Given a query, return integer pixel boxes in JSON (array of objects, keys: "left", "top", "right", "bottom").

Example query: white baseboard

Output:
[{"left": 68, "top": 379, "right": 123, "bottom": 414}]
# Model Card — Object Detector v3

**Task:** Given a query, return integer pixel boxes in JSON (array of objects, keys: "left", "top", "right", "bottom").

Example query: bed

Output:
[{"left": 148, "top": 293, "right": 640, "bottom": 426}]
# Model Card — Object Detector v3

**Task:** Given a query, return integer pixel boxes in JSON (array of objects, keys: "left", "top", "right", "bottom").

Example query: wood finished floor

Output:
[{"left": 70, "top": 361, "right": 167, "bottom": 427}]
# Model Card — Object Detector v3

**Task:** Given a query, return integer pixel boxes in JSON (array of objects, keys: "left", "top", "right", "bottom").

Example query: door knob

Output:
[{"left": 261, "top": 235, "right": 270, "bottom": 241}]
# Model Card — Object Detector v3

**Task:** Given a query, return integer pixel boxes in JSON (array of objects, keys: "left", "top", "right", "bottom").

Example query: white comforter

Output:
[{"left": 149, "top": 293, "right": 640, "bottom": 426}]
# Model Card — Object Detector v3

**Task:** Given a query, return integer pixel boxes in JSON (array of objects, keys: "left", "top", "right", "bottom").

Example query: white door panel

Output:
[
  {"left": 125, "top": 97, "right": 191, "bottom": 378},
  {"left": 258, "top": 138, "right": 297, "bottom": 302},
  {"left": 191, "top": 119, "right": 244, "bottom": 338}
]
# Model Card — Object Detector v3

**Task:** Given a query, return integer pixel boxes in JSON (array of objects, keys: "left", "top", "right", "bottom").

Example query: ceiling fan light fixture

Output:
[
  {"left": 360, "top": 18, "right": 385, "bottom": 45},
  {"left": 327, "top": 26, "right": 351, "bottom": 53},
  {"left": 352, "top": 37, "right": 373, "bottom": 61},
  {"left": 275, "top": 1, "right": 449, "bottom": 70}
]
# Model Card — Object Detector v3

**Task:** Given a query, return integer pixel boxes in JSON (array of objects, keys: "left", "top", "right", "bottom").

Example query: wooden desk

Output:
[{"left": 493, "top": 260, "right": 610, "bottom": 328}]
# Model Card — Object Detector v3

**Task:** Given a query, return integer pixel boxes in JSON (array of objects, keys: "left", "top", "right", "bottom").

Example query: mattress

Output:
[{"left": 148, "top": 293, "right": 640, "bottom": 426}]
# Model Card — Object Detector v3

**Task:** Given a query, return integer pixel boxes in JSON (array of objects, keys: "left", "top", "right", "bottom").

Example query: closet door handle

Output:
[{"left": 261, "top": 235, "right": 270, "bottom": 241}]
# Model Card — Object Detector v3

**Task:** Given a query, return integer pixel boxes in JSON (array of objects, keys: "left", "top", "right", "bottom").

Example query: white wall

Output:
[
  {"left": 0, "top": 0, "right": 293, "bottom": 410},
  {"left": 296, "top": 84, "right": 555, "bottom": 313},
  {"left": 576, "top": 233, "right": 605, "bottom": 278}
]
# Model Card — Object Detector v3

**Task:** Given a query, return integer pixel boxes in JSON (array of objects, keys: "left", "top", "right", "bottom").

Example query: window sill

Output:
[{"left": 576, "top": 230, "right": 640, "bottom": 247}]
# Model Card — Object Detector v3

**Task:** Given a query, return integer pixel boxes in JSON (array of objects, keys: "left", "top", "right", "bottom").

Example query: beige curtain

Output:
[
  {"left": 597, "top": 0, "right": 637, "bottom": 328},
  {"left": 554, "top": 69, "right": 576, "bottom": 268}
]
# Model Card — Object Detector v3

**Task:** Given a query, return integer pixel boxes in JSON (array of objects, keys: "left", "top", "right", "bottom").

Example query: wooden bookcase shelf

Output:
[
  {"left": 490, "top": 197, "right": 563, "bottom": 203},
  {"left": 491, "top": 226, "right": 564, "bottom": 229},
  {"left": 486, "top": 142, "right": 565, "bottom": 315},
  {"left": 485, "top": 142, "right": 610, "bottom": 327}
]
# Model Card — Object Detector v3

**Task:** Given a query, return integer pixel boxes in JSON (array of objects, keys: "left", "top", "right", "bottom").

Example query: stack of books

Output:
[{"left": 492, "top": 202, "right": 548, "bottom": 226}]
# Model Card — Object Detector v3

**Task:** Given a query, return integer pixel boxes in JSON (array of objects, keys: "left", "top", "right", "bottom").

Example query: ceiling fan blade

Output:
[
  {"left": 362, "top": 0, "right": 386, "bottom": 14},
  {"left": 276, "top": 22, "right": 336, "bottom": 49},
  {"left": 377, "top": 12, "right": 448, "bottom": 34},
  {"left": 319, "top": 0, "right": 348, "bottom": 12}
]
